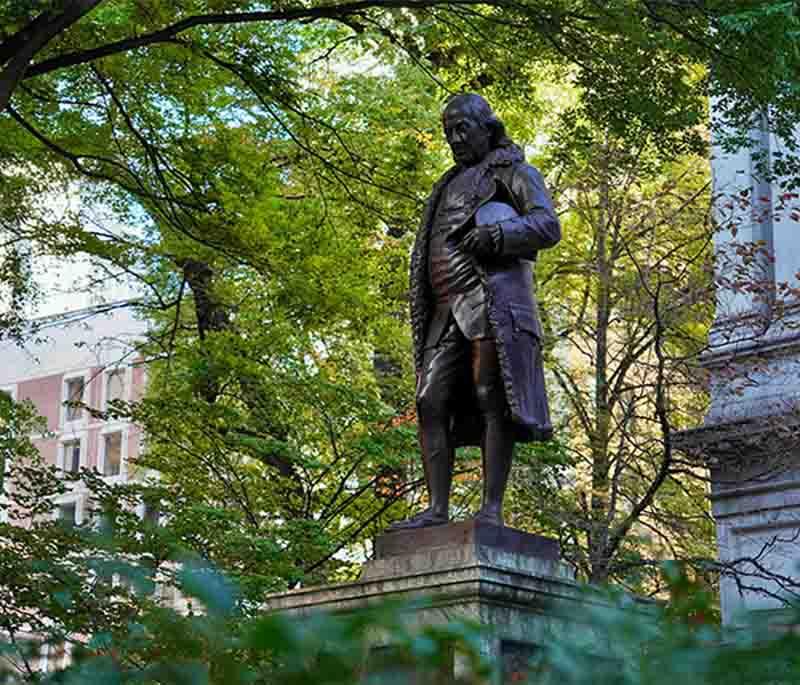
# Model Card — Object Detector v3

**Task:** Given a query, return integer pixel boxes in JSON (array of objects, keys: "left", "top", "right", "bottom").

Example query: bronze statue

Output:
[{"left": 392, "top": 93, "right": 560, "bottom": 530}]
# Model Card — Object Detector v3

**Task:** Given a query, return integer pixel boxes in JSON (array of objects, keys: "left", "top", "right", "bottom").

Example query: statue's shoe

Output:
[
  {"left": 471, "top": 508, "right": 504, "bottom": 527},
  {"left": 386, "top": 509, "right": 449, "bottom": 531}
]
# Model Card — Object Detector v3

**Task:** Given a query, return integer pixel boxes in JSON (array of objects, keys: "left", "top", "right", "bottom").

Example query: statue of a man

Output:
[{"left": 393, "top": 93, "right": 560, "bottom": 529}]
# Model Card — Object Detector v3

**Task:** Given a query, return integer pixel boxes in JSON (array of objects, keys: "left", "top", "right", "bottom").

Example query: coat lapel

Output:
[{"left": 409, "top": 143, "right": 525, "bottom": 373}]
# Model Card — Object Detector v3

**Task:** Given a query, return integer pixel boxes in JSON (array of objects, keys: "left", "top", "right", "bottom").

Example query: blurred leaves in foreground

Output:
[
  {"left": 3, "top": 555, "right": 489, "bottom": 685},
  {"left": 3, "top": 555, "right": 800, "bottom": 684},
  {"left": 536, "top": 562, "right": 800, "bottom": 685}
]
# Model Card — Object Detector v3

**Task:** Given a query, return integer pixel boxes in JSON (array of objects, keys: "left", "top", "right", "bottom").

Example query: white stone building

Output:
[{"left": 677, "top": 117, "right": 800, "bottom": 629}]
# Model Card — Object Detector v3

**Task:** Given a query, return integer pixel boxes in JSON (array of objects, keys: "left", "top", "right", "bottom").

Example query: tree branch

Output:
[
  {"left": 23, "top": 0, "right": 504, "bottom": 84},
  {"left": 0, "top": 0, "right": 105, "bottom": 110}
]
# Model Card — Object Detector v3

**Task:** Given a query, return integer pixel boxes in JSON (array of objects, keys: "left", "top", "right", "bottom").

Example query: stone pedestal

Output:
[{"left": 264, "top": 521, "right": 652, "bottom": 681}]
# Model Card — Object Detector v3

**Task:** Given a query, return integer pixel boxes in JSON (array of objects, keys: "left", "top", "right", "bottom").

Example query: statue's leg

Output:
[
  {"left": 472, "top": 338, "right": 514, "bottom": 526},
  {"left": 389, "top": 324, "right": 468, "bottom": 530}
]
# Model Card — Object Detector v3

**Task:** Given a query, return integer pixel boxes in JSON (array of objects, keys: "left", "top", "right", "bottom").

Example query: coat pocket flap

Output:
[{"left": 510, "top": 303, "right": 543, "bottom": 338}]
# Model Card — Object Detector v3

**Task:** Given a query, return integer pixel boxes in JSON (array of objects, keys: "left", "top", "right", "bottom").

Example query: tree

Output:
[
  {"left": 503, "top": 121, "right": 716, "bottom": 590},
  {"left": 0, "top": 399, "right": 487, "bottom": 683},
  {"left": 101, "top": 58, "right": 452, "bottom": 593}
]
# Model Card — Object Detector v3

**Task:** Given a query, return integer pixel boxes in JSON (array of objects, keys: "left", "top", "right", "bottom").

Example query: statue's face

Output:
[{"left": 442, "top": 104, "right": 491, "bottom": 167}]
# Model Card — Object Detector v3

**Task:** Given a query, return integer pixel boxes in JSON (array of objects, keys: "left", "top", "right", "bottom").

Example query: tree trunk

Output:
[{"left": 589, "top": 142, "right": 612, "bottom": 584}]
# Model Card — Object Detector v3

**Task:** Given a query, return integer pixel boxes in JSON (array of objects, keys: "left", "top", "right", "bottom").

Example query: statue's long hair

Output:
[{"left": 442, "top": 93, "right": 512, "bottom": 149}]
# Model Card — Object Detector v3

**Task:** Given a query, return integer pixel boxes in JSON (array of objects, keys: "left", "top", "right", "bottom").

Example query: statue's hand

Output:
[{"left": 462, "top": 224, "right": 501, "bottom": 258}]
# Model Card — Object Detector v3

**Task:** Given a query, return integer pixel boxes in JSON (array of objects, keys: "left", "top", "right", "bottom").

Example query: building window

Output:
[
  {"left": 142, "top": 502, "right": 160, "bottom": 526},
  {"left": 105, "top": 369, "right": 125, "bottom": 409},
  {"left": 62, "top": 440, "right": 81, "bottom": 474},
  {"left": 157, "top": 581, "right": 178, "bottom": 607},
  {"left": 103, "top": 432, "right": 122, "bottom": 477},
  {"left": 95, "top": 509, "right": 115, "bottom": 537},
  {"left": 58, "top": 502, "right": 77, "bottom": 528},
  {"left": 47, "top": 642, "right": 69, "bottom": 671},
  {"left": 63, "top": 377, "right": 85, "bottom": 423},
  {"left": 0, "top": 387, "right": 14, "bottom": 524}
]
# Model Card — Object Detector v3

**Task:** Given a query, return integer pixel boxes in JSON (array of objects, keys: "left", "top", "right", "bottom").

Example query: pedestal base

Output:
[
  {"left": 264, "top": 521, "right": 651, "bottom": 681},
  {"left": 364, "top": 519, "right": 566, "bottom": 582}
]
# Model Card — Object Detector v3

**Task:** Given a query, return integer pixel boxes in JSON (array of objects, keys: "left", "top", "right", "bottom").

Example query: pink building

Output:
[
  {"left": 0, "top": 302, "right": 150, "bottom": 525},
  {"left": 0, "top": 302, "right": 193, "bottom": 674}
]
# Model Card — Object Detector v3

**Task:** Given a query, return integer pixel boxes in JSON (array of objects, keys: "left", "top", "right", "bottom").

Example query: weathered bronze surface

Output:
[{"left": 393, "top": 93, "right": 561, "bottom": 530}]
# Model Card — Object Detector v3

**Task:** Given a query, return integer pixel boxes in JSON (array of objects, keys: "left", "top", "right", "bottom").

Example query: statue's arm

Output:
[{"left": 492, "top": 164, "right": 561, "bottom": 259}]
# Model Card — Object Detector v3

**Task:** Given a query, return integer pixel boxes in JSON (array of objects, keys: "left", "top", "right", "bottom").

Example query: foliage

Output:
[
  {"left": 113, "top": 55, "right": 451, "bottom": 591},
  {"left": 0, "top": 0, "right": 721, "bottom": 601},
  {"left": 536, "top": 563, "right": 800, "bottom": 685},
  {"left": 504, "top": 122, "right": 716, "bottom": 590},
  {"left": 0, "top": 394, "right": 481, "bottom": 683},
  {"left": 0, "top": 395, "right": 167, "bottom": 681},
  {"left": 5, "top": 534, "right": 800, "bottom": 685},
  {"left": 0, "top": 542, "right": 490, "bottom": 684}
]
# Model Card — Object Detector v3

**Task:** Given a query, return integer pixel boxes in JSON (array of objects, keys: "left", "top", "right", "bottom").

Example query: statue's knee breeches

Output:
[
  {"left": 471, "top": 338, "right": 507, "bottom": 418},
  {"left": 474, "top": 375, "right": 506, "bottom": 417},
  {"left": 417, "top": 325, "right": 471, "bottom": 421},
  {"left": 416, "top": 381, "right": 449, "bottom": 421}
]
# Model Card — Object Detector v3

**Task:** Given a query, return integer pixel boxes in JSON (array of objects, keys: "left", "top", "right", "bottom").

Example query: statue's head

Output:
[{"left": 442, "top": 93, "right": 507, "bottom": 167}]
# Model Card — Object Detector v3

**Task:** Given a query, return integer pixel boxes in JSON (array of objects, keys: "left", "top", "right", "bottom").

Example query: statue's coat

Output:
[{"left": 409, "top": 142, "right": 561, "bottom": 445}]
